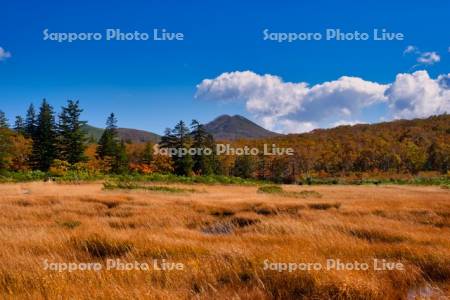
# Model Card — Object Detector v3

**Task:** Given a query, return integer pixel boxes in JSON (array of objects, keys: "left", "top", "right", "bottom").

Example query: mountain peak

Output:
[{"left": 204, "top": 114, "right": 280, "bottom": 140}]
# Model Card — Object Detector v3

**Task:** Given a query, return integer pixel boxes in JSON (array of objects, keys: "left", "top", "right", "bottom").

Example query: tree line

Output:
[
  {"left": 0, "top": 100, "right": 449, "bottom": 182},
  {"left": 0, "top": 100, "right": 129, "bottom": 173}
]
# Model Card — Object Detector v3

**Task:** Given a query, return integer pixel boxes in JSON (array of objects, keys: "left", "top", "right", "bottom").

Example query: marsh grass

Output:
[
  {"left": 258, "top": 185, "right": 322, "bottom": 198},
  {"left": 103, "top": 180, "right": 198, "bottom": 193},
  {"left": 71, "top": 234, "right": 134, "bottom": 258},
  {"left": 0, "top": 183, "right": 448, "bottom": 299},
  {"left": 308, "top": 202, "right": 341, "bottom": 210},
  {"left": 57, "top": 220, "right": 81, "bottom": 229}
]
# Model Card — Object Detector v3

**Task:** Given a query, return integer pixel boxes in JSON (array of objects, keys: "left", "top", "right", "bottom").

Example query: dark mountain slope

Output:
[{"left": 204, "top": 115, "right": 280, "bottom": 140}]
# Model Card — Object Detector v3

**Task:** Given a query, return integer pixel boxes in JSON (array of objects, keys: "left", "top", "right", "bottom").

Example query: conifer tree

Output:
[
  {"left": 96, "top": 113, "right": 128, "bottom": 173},
  {"left": 25, "top": 104, "right": 37, "bottom": 138},
  {"left": 0, "top": 110, "right": 9, "bottom": 129},
  {"left": 190, "top": 119, "right": 215, "bottom": 175},
  {"left": 58, "top": 100, "right": 88, "bottom": 164},
  {"left": 160, "top": 121, "right": 193, "bottom": 176},
  {"left": 32, "top": 99, "right": 57, "bottom": 171},
  {"left": 14, "top": 116, "right": 26, "bottom": 135},
  {"left": 96, "top": 113, "right": 119, "bottom": 159},
  {"left": 112, "top": 140, "right": 129, "bottom": 174}
]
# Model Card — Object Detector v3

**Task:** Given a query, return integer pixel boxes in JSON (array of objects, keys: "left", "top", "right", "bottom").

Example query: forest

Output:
[{"left": 0, "top": 99, "right": 449, "bottom": 184}]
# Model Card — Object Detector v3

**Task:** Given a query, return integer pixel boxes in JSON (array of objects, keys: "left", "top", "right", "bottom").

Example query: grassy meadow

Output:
[{"left": 0, "top": 182, "right": 449, "bottom": 299}]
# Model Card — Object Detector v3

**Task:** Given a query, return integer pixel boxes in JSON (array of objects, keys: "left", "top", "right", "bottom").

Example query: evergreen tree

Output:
[
  {"left": 58, "top": 100, "right": 88, "bottom": 164},
  {"left": 32, "top": 99, "right": 57, "bottom": 171},
  {"left": 0, "top": 128, "right": 13, "bottom": 170},
  {"left": 160, "top": 121, "right": 193, "bottom": 176},
  {"left": 14, "top": 116, "right": 26, "bottom": 135},
  {"left": 159, "top": 128, "right": 177, "bottom": 149},
  {"left": 0, "top": 110, "right": 9, "bottom": 129},
  {"left": 96, "top": 113, "right": 119, "bottom": 159},
  {"left": 112, "top": 140, "right": 129, "bottom": 174},
  {"left": 96, "top": 113, "right": 128, "bottom": 173},
  {"left": 190, "top": 119, "right": 215, "bottom": 175},
  {"left": 25, "top": 104, "right": 37, "bottom": 138}
]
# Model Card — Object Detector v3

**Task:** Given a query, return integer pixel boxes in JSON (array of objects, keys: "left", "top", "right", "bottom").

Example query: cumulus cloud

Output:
[
  {"left": 196, "top": 71, "right": 388, "bottom": 133},
  {"left": 416, "top": 51, "right": 440, "bottom": 65},
  {"left": 0, "top": 47, "right": 12, "bottom": 61},
  {"left": 196, "top": 70, "right": 449, "bottom": 134},
  {"left": 386, "top": 71, "right": 450, "bottom": 119},
  {"left": 277, "top": 119, "right": 318, "bottom": 134},
  {"left": 195, "top": 71, "right": 308, "bottom": 119}
]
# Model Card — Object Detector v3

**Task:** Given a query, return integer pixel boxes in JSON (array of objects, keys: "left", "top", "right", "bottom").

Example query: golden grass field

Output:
[{"left": 0, "top": 182, "right": 449, "bottom": 299}]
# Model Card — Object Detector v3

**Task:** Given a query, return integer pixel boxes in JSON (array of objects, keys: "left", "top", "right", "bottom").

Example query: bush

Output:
[{"left": 258, "top": 185, "right": 283, "bottom": 194}]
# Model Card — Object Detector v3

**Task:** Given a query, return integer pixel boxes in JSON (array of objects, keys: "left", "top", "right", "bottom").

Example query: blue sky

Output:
[{"left": 0, "top": 0, "right": 449, "bottom": 134}]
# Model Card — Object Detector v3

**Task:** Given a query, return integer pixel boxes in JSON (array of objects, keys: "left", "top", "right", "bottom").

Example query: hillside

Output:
[
  {"left": 82, "top": 125, "right": 160, "bottom": 143},
  {"left": 204, "top": 115, "right": 280, "bottom": 140},
  {"left": 230, "top": 114, "right": 450, "bottom": 178}
]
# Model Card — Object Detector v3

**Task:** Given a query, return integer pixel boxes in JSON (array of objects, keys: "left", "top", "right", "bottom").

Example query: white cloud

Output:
[
  {"left": 0, "top": 47, "right": 12, "bottom": 61},
  {"left": 277, "top": 119, "right": 318, "bottom": 134},
  {"left": 196, "top": 70, "right": 449, "bottom": 133},
  {"left": 196, "top": 71, "right": 388, "bottom": 133},
  {"left": 403, "top": 45, "right": 418, "bottom": 54},
  {"left": 416, "top": 51, "right": 440, "bottom": 65},
  {"left": 195, "top": 71, "right": 308, "bottom": 119},
  {"left": 386, "top": 71, "right": 450, "bottom": 119}
]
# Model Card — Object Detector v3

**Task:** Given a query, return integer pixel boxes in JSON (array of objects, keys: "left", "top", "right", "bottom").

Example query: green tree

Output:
[
  {"left": 96, "top": 113, "right": 128, "bottom": 173},
  {"left": 32, "top": 99, "right": 57, "bottom": 171},
  {"left": 173, "top": 121, "right": 193, "bottom": 176},
  {"left": 25, "top": 104, "right": 37, "bottom": 138},
  {"left": 190, "top": 119, "right": 215, "bottom": 175},
  {"left": 58, "top": 100, "right": 88, "bottom": 164},
  {"left": 160, "top": 121, "right": 193, "bottom": 176},
  {"left": 112, "top": 140, "right": 129, "bottom": 174},
  {"left": 14, "top": 116, "right": 26, "bottom": 135},
  {"left": 0, "top": 128, "right": 13, "bottom": 169},
  {"left": 0, "top": 110, "right": 9, "bottom": 129},
  {"left": 96, "top": 113, "right": 119, "bottom": 159}
]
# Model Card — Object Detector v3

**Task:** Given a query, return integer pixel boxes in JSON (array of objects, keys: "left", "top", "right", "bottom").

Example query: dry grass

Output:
[{"left": 0, "top": 182, "right": 449, "bottom": 299}]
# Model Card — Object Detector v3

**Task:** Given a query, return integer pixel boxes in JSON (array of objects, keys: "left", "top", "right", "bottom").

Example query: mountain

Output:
[
  {"left": 82, "top": 125, "right": 160, "bottom": 143},
  {"left": 116, "top": 128, "right": 160, "bottom": 143},
  {"left": 204, "top": 115, "right": 280, "bottom": 140}
]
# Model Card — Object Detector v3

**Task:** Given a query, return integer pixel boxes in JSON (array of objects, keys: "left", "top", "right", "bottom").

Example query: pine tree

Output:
[
  {"left": 161, "top": 121, "right": 193, "bottom": 176},
  {"left": 58, "top": 100, "right": 88, "bottom": 164},
  {"left": 0, "top": 110, "right": 9, "bottom": 129},
  {"left": 190, "top": 119, "right": 215, "bottom": 175},
  {"left": 25, "top": 104, "right": 37, "bottom": 138},
  {"left": 96, "top": 113, "right": 119, "bottom": 159},
  {"left": 112, "top": 140, "right": 129, "bottom": 174},
  {"left": 14, "top": 116, "right": 26, "bottom": 135},
  {"left": 0, "top": 128, "right": 13, "bottom": 170},
  {"left": 32, "top": 99, "right": 57, "bottom": 171},
  {"left": 96, "top": 113, "right": 128, "bottom": 173}
]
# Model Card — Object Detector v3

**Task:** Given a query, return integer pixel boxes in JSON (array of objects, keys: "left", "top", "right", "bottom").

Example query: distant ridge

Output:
[
  {"left": 204, "top": 115, "right": 280, "bottom": 140},
  {"left": 82, "top": 125, "right": 160, "bottom": 143}
]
